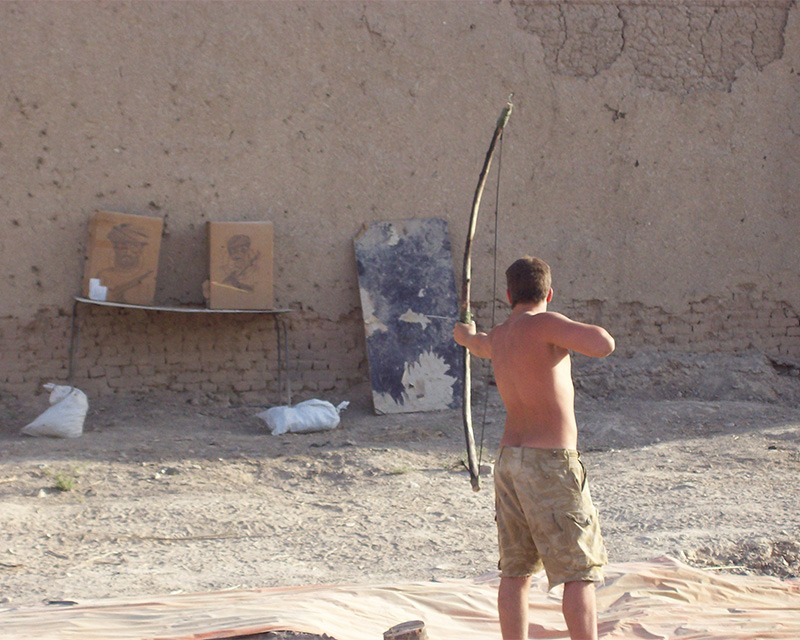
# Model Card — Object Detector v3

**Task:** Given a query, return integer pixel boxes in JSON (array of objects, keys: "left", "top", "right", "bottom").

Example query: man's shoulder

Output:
[
  {"left": 494, "top": 311, "right": 561, "bottom": 340},
  {"left": 519, "top": 310, "right": 570, "bottom": 327},
  {"left": 510, "top": 312, "right": 577, "bottom": 348}
]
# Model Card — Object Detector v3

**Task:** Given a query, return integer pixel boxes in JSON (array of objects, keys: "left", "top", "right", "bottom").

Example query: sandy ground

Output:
[{"left": 1, "top": 360, "right": 800, "bottom": 638}]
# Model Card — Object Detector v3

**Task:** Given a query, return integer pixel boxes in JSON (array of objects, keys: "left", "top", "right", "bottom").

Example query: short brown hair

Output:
[{"left": 506, "top": 256, "right": 551, "bottom": 307}]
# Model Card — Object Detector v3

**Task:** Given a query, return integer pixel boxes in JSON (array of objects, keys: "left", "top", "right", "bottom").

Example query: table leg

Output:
[
  {"left": 67, "top": 299, "right": 81, "bottom": 387},
  {"left": 274, "top": 315, "right": 292, "bottom": 406}
]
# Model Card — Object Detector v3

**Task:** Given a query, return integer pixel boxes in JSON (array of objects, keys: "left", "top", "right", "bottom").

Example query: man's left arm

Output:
[{"left": 454, "top": 321, "right": 493, "bottom": 359}]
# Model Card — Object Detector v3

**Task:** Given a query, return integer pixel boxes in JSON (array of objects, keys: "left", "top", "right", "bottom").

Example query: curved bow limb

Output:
[{"left": 460, "top": 98, "right": 513, "bottom": 492}]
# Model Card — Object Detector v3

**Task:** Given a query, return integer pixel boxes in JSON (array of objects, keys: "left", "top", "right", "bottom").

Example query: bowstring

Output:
[{"left": 477, "top": 130, "right": 504, "bottom": 467}]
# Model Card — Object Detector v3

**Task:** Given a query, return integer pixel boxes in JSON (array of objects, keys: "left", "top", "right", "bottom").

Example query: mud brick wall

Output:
[
  {"left": 565, "top": 297, "right": 800, "bottom": 362},
  {"left": 2, "top": 294, "right": 796, "bottom": 403},
  {"left": 1, "top": 1, "right": 798, "bottom": 404},
  {"left": 0, "top": 307, "right": 368, "bottom": 404}
]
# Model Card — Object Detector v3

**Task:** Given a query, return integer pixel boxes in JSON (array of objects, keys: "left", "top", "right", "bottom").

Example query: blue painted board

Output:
[{"left": 354, "top": 219, "right": 463, "bottom": 414}]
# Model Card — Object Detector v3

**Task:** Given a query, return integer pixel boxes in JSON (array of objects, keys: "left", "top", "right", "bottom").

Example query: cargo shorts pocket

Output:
[
  {"left": 564, "top": 507, "right": 605, "bottom": 562},
  {"left": 567, "top": 456, "right": 587, "bottom": 493},
  {"left": 566, "top": 510, "right": 592, "bottom": 528}
]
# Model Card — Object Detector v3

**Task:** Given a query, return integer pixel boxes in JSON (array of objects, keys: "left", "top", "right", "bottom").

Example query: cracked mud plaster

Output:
[{"left": 510, "top": 1, "right": 793, "bottom": 93}]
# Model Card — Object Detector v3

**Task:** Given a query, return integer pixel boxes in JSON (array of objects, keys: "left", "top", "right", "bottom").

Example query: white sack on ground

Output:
[
  {"left": 256, "top": 399, "right": 349, "bottom": 435},
  {"left": 21, "top": 383, "right": 89, "bottom": 439}
]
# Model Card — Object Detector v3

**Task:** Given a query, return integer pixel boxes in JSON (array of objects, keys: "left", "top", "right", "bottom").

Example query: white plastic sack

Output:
[
  {"left": 21, "top": 383, "right": 89, "bottom": 439},
  {"left": 257, "top": 399, "right": 349, "bottom": 436}
]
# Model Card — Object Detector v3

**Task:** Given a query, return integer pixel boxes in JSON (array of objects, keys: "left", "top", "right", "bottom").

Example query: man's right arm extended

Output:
[{"left": 543, "top": 312, "right": 615, "bottom": 358}]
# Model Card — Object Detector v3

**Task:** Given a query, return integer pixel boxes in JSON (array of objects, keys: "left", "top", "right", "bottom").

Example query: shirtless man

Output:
[{"left": 454, "top": 256, "right": 615, "bottom": 640}]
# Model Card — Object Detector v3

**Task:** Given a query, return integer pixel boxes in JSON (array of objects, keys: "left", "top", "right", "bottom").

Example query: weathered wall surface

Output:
[{"left": 1, "top": 1, "right": 798, "bottom": 404}]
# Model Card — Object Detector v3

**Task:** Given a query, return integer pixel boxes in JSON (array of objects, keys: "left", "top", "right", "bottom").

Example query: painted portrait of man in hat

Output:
[
  {"left": 221, "top": 233, "right": 260, "bottom": 293},
  {"left": 96, "top": 223, "right": 154, "bottom": 303}
]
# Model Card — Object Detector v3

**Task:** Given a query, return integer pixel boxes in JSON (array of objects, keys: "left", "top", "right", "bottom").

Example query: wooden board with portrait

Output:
[
  {"left": 207, "top": 221, "right": 274, "bottom": 310},
  {"left": 81, "top": 210, "right": 164, "bottom": 306}
]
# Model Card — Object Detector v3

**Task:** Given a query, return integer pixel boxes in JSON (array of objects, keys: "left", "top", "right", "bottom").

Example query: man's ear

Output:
[
  {"left": 506, "top": 289, "right": 512, "bottom": 304},
  {"left": 546, "top": 288, "right": 553, "bottom": 303}
]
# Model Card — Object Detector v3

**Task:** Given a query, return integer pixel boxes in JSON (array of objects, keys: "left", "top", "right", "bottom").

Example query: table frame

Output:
[{"left": 69, "top": 296, "right": 293, "bottom": 406}]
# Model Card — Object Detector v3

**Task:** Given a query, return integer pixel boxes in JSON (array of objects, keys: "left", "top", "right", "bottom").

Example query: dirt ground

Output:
[{"left": 1, "top": 353, "right": 799, "bottom": 639}]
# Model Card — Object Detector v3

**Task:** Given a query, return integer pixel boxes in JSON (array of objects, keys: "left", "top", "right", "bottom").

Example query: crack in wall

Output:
[{"left": 510, "top": 1, "right": 794, "bottom": 92}]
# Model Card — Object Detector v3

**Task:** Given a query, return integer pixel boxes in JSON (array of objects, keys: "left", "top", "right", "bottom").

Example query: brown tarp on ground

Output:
[{"left": 2, "top": 557, "right": 800, "bottom": 640}]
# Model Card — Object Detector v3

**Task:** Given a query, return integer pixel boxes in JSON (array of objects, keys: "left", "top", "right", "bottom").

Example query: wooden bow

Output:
[{"left": 459, "top": 98, "right": 513, "bottom": 492}]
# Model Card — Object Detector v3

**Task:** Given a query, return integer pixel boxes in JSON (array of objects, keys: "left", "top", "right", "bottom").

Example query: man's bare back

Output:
[{"left": 454, "top": 293, "right": 614, "bottom": 450}]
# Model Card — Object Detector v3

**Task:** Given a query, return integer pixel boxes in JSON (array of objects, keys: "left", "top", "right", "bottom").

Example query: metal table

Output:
[{"left": 69, "top": 296, "right": 293, "bottom": 405}]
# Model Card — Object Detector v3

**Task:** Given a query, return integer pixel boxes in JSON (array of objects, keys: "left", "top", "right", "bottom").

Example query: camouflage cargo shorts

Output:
[{"left": 494, "top": 446, "right": 607, "bottom": 590}]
